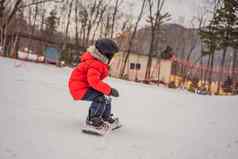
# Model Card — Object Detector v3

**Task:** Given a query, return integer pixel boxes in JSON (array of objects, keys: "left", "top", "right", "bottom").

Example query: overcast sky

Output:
[
  {"left": 123, "top": 0, "right": 212, "bottom": 27},
  {"left": 5, "top": 0, "right": 213, "bottom": 28}
]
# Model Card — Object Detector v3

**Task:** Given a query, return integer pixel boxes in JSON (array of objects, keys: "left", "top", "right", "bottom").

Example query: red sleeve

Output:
[{"left": 87, "top": 67, "right": 111, "bottom": 95}]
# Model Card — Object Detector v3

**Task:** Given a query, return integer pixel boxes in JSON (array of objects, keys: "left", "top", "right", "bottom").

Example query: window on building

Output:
[
  {"left": 130, "top": 63, "right": 135, "bottom": 69},
  {"left": 136, "top": 63, "right": 141, "bottom": 70},
  {"left": 130, "top": 63, "right": 141, "bottom": 70}
]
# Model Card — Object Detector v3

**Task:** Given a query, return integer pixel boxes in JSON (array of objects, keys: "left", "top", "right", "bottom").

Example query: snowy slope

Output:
[{"left": 0, "top": 57, "right": 238, "bottom": 159}]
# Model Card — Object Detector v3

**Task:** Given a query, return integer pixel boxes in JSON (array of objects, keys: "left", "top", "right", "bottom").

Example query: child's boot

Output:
[
  {"left": 103, "top": 114, "right": 121, "bottom": 130},
  {"left": 86, "top": 116, "right": 105, "bottom": 129}
]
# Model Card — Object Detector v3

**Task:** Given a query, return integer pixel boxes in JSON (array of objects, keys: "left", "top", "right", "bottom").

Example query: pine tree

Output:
[
  {"left": 200, "top": 12, "right": 219, "bottom": 92},
  {"left": 200, "top": 0, "right": 238, "bottom": 93},
  {"left": 45, "top": 9, "right": 58, "bottom": 38},
  {"left": 230, "top": 1, "right": 238, "bottom": 83},
  {"left": 214, "top": 0, "right": 238, "bottom": 93}
]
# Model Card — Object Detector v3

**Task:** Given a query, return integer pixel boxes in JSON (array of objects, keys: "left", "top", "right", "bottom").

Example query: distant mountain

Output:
[
  {"left": 117, "top": 24, "right": 198, "bottom": 55},
  {"left": 116, "top": 23, "right": 235, "bottom": 66}
]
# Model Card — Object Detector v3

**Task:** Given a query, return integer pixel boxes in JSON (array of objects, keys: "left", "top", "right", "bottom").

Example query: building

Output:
[
  {"left": 43, "top": 47, "right": 61, "bottom": 64},
  {"left": 110, "top": 52, "right": 173, "bottom": 84}
]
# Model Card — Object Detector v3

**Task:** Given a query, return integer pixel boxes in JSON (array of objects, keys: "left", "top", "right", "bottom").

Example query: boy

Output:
[{"left": 68, "top": 38, "right": 120, "bottom": 130}]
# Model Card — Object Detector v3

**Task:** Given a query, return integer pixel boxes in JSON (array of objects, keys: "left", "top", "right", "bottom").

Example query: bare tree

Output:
[
  {"left": 183, "top": 12, "right": 207, "bottom": 82},
  {"left": 85, "top": 0, "right": 105, "bottom": 46},
  {"left": 119, "top": 0, "right": 146, "bottom": 78},
  {"left": 91, "top": 3, "right": 108, "bottom": 41},
  {"left": 62, "top": 0, "right": 73, "bottom": 51},
  {"left": 19, "top": 0, "right": 62, "bottom": 9},
  {"left": 75, "top": 0, "right": 109, "bottom": 47},
  {"left": 0, "top": 0, "right": 23, "bottom": 56},
  {"left": 145, "top": 0, "right": 170, "bottom": 80},
  {"left": 25, "top": 0, "right": 41, "bottom": 52},
  {"left": 74, "top": 0, "right": 79, "bottom": 48},
  {"left": 0, "top": 0, "right": 62, "bottom": 56},
  {"left": 232, "top": 48, "right": 238, "bottom": 82},
  {"left": 110, "top": 0, "right": 123, "bottom": 38}
]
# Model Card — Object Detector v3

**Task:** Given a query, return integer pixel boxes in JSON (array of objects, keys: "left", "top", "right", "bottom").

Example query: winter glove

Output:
[{"left": 110, "top": 88, "right": 119, "bottom": 97}]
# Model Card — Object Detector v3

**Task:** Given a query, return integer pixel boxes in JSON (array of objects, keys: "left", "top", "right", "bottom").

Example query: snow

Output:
[{"left": 0, "top": 57, "right": 238, "bottom": 159}]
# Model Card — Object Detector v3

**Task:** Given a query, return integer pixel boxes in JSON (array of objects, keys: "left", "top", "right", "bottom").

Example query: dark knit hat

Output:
[{"left": 95, "top": 38, "right": 119, "bottom": 59}]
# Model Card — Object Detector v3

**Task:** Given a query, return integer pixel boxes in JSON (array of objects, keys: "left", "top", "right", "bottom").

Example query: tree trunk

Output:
[
  {"left": 208, "top": 52, "right": 214, "bottom": 92},
  {"left": 104, "top": 15, "right": 110, "bottom": 38},
  {"left": 82, "top": 25, "right": 86, "bottom": 48},
  {"left": 5, "top": 0, "right": 22, "bottom": 26},
  {"left": 205, "top": 53, "right": 211, "bottom": 82},
  {"left": 1, "top": 0, "right": 22, "bottom": 54},
  {"left": 0, "top": 0, "right": 5, "bottom": 45},
  {"left": 75, "top": 0, "right": 79, "bottom": 48},
  {"left": 217, "top": 47, "right": 227, "bottom": 93},
  {"left": 63, "top": 0, "right": 74, "bottom": 51},
  {"left": 110, "top": 0, "right": 120, "bottom": 38},
  {"left": 145, "top": 28, "right": 155, "bottom": 80},
  {"left": 2, "top": 24, "right": 8, "bottom": 56},
  {"left": 86, "top": 21, "right": 92, "bottom": 46},
  {"left": 200, "top": 56, "right": 204, "bottom": 81},
  {"left": 232, "top": 48, "right": 237, "bottom": 82},
  {"left": 40, "top": 10, "right": 45, "bottom": 31},
  {"left": 28, "top": 2, "right": 39, "bottom": 52},
  {"left": 119, "top": 0, "right": 146, "bottom": 77}
]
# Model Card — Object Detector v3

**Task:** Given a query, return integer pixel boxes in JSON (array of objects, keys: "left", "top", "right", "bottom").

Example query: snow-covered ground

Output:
[{"left": 0, "top": 57, "right": 238, "bottom": 159}]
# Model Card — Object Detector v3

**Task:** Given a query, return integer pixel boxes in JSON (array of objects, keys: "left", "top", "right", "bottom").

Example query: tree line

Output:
[{"left": 200, "top": 0, "right": 238, "bottom": 93}]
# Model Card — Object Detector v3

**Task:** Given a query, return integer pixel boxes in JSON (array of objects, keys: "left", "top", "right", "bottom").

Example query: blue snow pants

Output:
[{"left": 82, "top": 88, "right": 111, "bottom": 119}]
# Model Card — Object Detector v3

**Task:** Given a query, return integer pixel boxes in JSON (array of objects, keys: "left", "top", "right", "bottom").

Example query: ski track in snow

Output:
[{"left": 0, "top": 57, "right": 238, "bottom": 159}]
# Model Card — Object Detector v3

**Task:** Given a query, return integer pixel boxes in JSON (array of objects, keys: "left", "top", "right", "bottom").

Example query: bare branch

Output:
[{"left": 18, "top": 0, "right": 63, "bottom": 9}]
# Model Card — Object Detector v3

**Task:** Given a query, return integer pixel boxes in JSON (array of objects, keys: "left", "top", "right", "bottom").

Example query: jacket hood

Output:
[
  {"left": 80, "top": 51, "right": 109, "bottom": 65},
  {"left": 87, "top": 46, "right": 109, "bottom": 64},
  {"left": 80, "top": 52, "right": 94, "bottom": 62}
]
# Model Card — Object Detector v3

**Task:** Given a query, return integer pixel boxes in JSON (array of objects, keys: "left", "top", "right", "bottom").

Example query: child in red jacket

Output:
[{"left": 68, "top": 38, "right": 119, "bottom": 129}]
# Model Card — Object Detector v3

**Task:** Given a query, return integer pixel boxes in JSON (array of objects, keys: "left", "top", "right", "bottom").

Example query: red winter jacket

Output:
[{"left": 68, "top": 52, "right": 111, "bottom": 100}]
